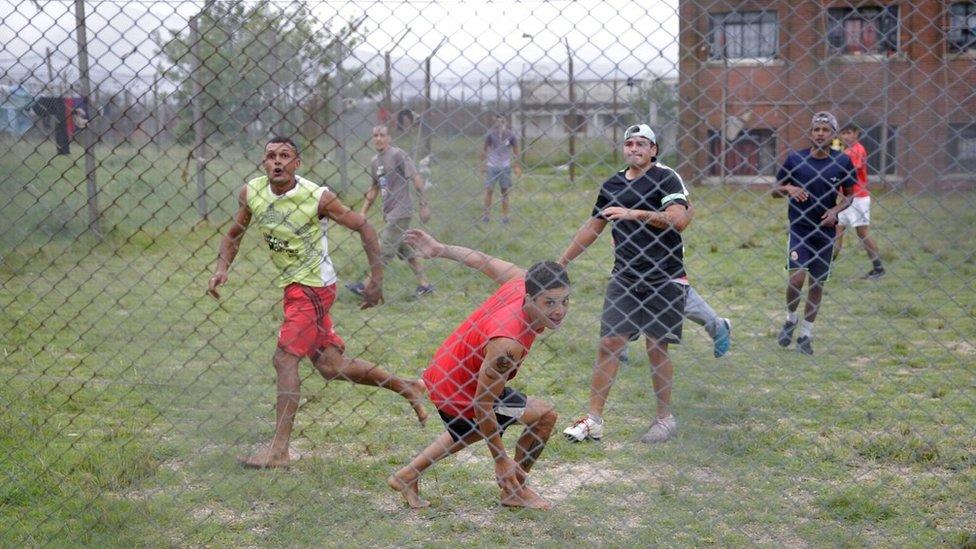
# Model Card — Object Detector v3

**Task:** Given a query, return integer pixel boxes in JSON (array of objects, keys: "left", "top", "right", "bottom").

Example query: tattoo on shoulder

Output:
[{"left": 492, "top": 351, "right": 518, "bottom": 374}]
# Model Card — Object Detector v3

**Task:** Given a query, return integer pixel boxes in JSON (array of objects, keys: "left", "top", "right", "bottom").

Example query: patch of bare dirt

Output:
[{"left": 535, "top": 462, "right": 626, "bottom": 502}]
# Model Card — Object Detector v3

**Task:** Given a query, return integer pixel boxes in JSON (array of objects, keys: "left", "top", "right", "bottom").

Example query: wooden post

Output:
[
  {"left": 565, "top": 38, "right": 575, "bottom": 183},
  {"left": 423, "top": 55, "right": 432, "bottom": 159},
  {"left": 495, "top": 68, "right": 501, "bottom": 112},
  {"left": 519, "top": 78, "right": 526, "bottom": 165},
  {"left": 612, "top": 77, "right": 618, "bottom": 165},
  {"left": 336, "top": 45, "right": 348, "bottom": 192},
  {"left": 45, "top": 47, "right": 55, "bottom": 93},
  {"left": 190, "top": 15, "right": 208, "bottom": 221},
  {"left": 74, "top": 0, "right": 101, "bottom": 237}
]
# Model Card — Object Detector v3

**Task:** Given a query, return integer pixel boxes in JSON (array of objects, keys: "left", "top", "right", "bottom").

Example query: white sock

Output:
[
  {"left": 786, "top": 311, "right": 798, "bottom": 324},
  {"left": 799, "top": 320, "right": 814, "bottom": 339},
  {"left": 587, "top": 413, "right": 603, "bottom": 424}
]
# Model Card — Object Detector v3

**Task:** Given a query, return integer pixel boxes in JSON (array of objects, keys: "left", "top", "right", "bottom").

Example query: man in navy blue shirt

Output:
[{"left": 772, "top": 112, "right": 855, "bottom": 355}]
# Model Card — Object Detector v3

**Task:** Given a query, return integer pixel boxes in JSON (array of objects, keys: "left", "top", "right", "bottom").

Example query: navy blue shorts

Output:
[
  {"left": 787, "top": 228, "right": 835, "bottom": 282},
  {"left": 438, "top": 387, "right": 527, "bottom": 443}
]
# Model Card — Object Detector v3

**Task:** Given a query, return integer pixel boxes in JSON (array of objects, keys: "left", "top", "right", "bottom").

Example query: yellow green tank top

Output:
[{"left": 245, "top": 175, "right": 337, "bottom": 288}]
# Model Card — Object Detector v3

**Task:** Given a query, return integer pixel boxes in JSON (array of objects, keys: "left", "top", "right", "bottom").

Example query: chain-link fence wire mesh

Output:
[{"left": 1, "top": 0, "right": 974, "bottom": 544}]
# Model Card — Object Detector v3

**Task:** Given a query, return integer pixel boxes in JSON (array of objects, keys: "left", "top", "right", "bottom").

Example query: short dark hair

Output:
[
  {"left": 267, "top": 136, "right": 299, "bottom": 155},
  {"left": 525, "top": 261, "right": 570, "bottom": 297},
  {"left": 841, "top": 124, "right": 860, "bottom": 134}
]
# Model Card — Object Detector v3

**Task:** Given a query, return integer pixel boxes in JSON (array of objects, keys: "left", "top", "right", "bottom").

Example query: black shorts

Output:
[
  {"left": 600, "top": 277, "right": 687, "bottom": 344},
  {"left": 437, "top": 387, "right": 527, "bottom": 443},
  {"left": 787, "top": 227, "right": 834, "bottom": 282}
]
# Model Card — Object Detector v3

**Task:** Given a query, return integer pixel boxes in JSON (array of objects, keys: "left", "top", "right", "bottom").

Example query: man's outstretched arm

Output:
[
  {"left": 320, "top": 189, "right": 384, "bottom": 308},
  {"left": 403, "top": 229, "right": 525, "bottom": 285}
]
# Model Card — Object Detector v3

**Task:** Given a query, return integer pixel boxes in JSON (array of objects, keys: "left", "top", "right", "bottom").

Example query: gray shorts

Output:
[
  {"left": 485, "top": 166, "right": 513, "bottom": 190},
  {"left": 380, "top": 217, "right": 414, "bottom": 264},
  {"left": 600, "top": 277, "right": 687, "bottom": 344}
]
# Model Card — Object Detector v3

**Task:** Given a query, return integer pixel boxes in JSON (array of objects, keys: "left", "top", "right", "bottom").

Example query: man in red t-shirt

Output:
[
  {"left": 388, "top": 230, "right": 570, "bottom": 510},
  {"left": 834, "top": 124, "right": 885, "bottom": 279}
]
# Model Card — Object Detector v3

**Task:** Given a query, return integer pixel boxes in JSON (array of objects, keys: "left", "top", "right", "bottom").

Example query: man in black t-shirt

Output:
[{"left": 558, "top": 124, "right": 693, "bottom": 444}]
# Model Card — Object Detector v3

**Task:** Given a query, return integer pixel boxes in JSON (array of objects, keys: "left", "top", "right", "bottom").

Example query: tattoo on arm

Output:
[{"left": 491, "top": 351, "right": 518, "bottom": 375}]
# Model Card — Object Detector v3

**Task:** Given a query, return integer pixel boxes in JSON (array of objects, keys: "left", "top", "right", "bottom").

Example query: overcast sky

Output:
[{"left": 0, "top": 0, "right": 680, "bottom": 94}]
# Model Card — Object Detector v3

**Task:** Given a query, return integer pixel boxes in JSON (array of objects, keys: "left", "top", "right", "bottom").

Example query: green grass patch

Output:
[{"left": 1, "top": 136, "right": 974, "bottom": 545}]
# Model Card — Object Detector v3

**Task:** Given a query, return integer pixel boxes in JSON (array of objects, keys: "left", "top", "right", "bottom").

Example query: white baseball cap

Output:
[{"left": 624, "top": 123, "right": 656, "bottom": 144}]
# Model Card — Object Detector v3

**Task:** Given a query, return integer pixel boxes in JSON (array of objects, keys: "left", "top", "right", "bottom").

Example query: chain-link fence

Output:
[{"left": 1, "top": 0, "right": 974, "bottom": 545}]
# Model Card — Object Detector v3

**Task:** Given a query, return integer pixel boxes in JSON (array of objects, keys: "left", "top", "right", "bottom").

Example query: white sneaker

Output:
[
  {"left": 563, "top": 416, "right": 604, "bottom": 442},
  {"left": 639, "top": 414, "right": 677, "bottom": 444}
]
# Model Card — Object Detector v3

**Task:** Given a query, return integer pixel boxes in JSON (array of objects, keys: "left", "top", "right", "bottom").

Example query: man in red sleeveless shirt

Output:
[
  {"left": 388, "top": 229, "right": 570, "bottom": 510},
  {"left": 834, "top": 124, "right": 885, "bottom": 279}
]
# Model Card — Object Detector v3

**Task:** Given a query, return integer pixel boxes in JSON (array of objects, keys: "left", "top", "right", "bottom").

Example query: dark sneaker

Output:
[
  {"left": 480, "top": 215, "right": 490, "bottom": 224},
  {"left": 345, "top": 282, "right": 365, "bottom": 296},
  {"left": 501, "top": 216, "right": 510, "bottom": 225},
  {"left": 415, "top": 284, "right": 434, "bottom": 298},
  {"left": 862, "top": 268, "right": 885, "bottom": 280},
  {"left": 796, "top": 336, "right": 814, "bottom": 355},
  {"left": 713, "top": 318, "right": 732, "bottom": 358},
  {"left": 778, "top": 321, "right": 796, "bottom": 348}
]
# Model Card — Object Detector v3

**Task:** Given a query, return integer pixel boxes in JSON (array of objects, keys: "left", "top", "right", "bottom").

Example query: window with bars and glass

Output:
[
  {"left": 707, "top": 11, "right": 778, "bottom": 60},
  {"left": 707, "top": 129, "right": 777, "bottom": 176},
  {"left": 948, "top": 123, "right": 976, "bottom": 173},
  {"left": 827, "top": 6, "right": 899, "bottom": 55},
  {"left": 949, "top": 2, "right": 976, "bottom": 53}
]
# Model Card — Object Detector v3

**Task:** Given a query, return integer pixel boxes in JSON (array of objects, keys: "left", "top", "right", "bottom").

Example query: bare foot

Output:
[
  {"left": 237, "top": 446, "right": 291, "bottom": 469},
  {"left": 388, "top": 472, "right": 430, "bottom": 509},
  {"left": 501, "top": 486, "right": 552, "bottom": 510},
  {"left": 406, "top": 379, "right": 429, "bottom": 426}
]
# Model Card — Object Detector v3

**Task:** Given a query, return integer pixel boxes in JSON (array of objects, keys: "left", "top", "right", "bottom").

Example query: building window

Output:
[
  {"left": 708, "top": 11, "right": 778, "bottom": 60},
  {"left": 950, "top": 2, "right": 976, "bottom": 53},
  {"left": 827, "top": 6, "right": 899, "bottom": 55},
  {"left": 708, "top": 129, "right": 777, "bottom": 176},
  {"left": 948, "top": 123, "right": 976, "bottom": 173}
]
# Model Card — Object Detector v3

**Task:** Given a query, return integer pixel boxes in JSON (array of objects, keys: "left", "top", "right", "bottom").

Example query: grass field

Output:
[{"left": 1, "top": 136, "right": 974, "bottom": 546}]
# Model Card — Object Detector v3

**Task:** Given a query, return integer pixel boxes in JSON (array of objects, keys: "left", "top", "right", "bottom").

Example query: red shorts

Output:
[{"left": 278, "top": 283, "right": 345, "bottom": 358}]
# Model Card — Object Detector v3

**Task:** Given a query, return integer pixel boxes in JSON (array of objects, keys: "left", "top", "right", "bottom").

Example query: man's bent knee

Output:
[{"left": 312, "top": 345, "right": 345, "bottom": 379}]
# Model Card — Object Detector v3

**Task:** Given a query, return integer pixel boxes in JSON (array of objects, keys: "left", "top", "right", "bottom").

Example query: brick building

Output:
[{"left": 678, "top": 0, "right": 976, "bottom": 188}]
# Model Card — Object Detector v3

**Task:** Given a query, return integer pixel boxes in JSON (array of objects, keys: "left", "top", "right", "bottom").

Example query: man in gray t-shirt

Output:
[
  {"left": 347, "top": 125, "right": 434, "bottom": 298},
  {"left": 481, "top": 114, "right": 521, "bottom": 225}
]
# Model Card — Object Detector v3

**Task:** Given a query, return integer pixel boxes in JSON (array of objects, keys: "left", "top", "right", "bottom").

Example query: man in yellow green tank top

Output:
[{"left": 208, "top": 136, "right": 428, "bottom": 469}]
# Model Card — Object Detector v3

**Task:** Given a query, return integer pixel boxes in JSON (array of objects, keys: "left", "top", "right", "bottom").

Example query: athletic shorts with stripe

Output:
[
  {"left": 278, "top": 283, "right": 346, "bottom": 358},
  {"left": 437, "top": 387, "right": 527, "bottom": 443},
  {"left": 600, "top": 276, "right": 687, "bottom": 344}
]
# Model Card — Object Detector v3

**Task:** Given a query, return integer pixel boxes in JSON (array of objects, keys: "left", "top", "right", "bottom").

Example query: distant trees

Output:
[{"left": 157, "top": 0, "right": 379, "bottom": 147}]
